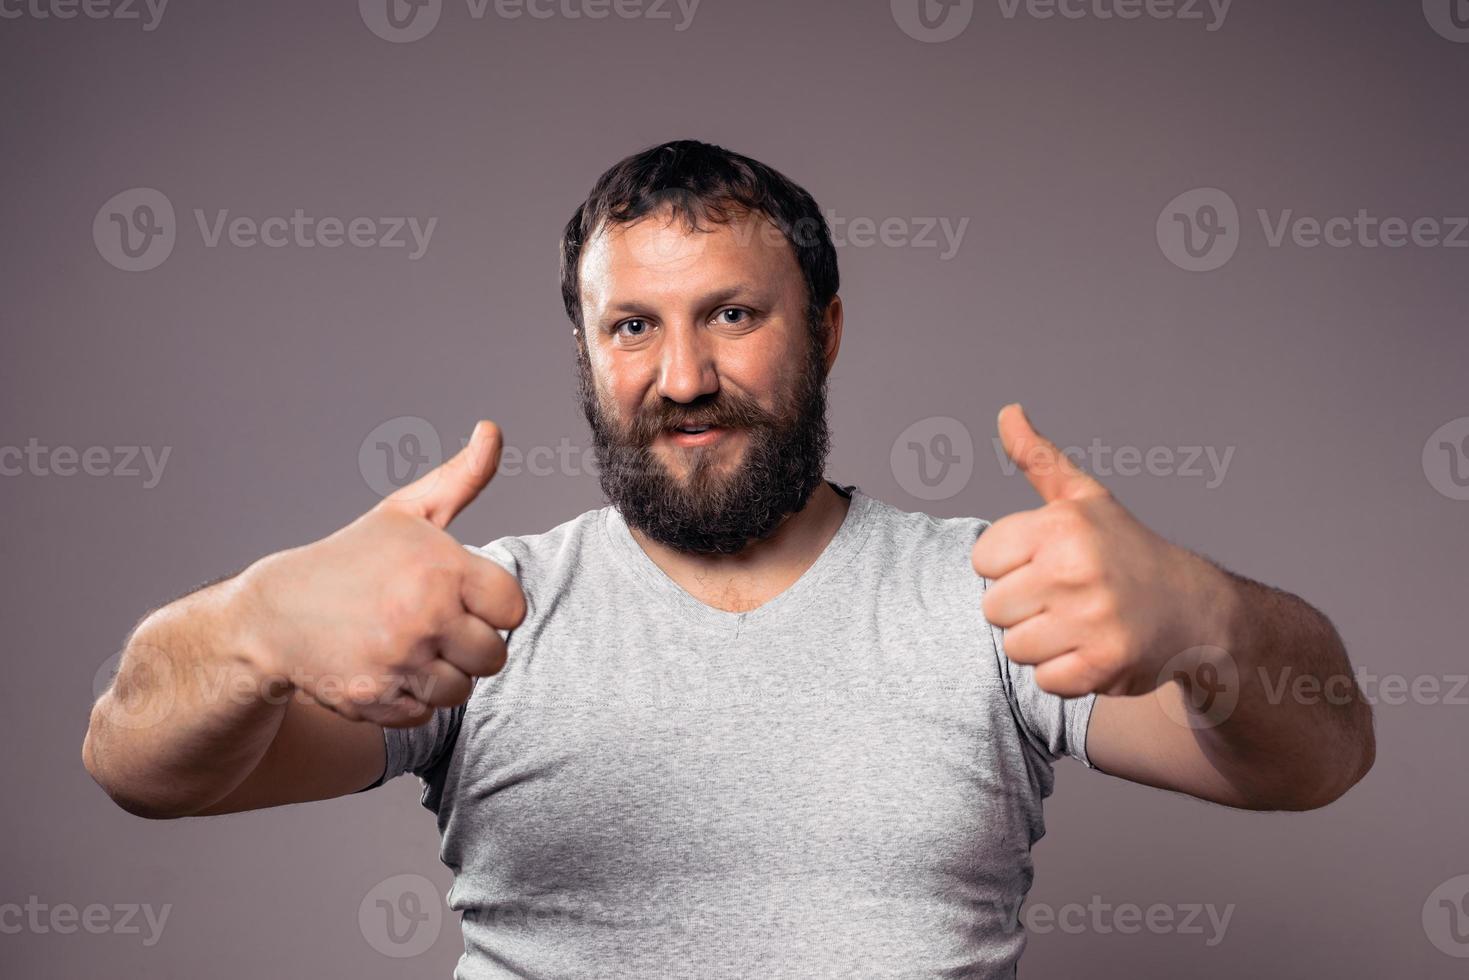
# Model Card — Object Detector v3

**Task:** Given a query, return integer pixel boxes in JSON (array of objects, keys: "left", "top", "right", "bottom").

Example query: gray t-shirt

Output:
[{"left": 366, "top": 480, "right": 1095, "bottom": 979}]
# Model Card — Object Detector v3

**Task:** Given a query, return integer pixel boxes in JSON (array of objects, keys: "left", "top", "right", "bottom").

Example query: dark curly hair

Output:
[{"left": 559, "top": 139, "right": 840, "bottom": 345}]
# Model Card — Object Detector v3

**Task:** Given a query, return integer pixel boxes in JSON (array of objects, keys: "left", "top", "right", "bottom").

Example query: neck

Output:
[{"left": 627, "top": 480, "right": 850, "bottom": 610}]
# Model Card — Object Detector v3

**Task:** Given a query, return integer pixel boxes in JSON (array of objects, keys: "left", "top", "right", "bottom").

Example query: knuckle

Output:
[
  {"left": 383, "top": 565, "right": 455, "bottom": 629},
  {"left": 1086, "top": 589, "right": 1121, "bottom": 624},
  {"left": 1047, "top": 540, "right": 1098, "bottom": 586},
  {"left": 485, "top": 572, "right": 527, "bottom": 625}
]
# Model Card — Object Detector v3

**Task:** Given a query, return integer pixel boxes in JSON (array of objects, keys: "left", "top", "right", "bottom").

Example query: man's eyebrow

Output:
[{"left": 599, "top": 283, "right": 767, "bottom": 321}]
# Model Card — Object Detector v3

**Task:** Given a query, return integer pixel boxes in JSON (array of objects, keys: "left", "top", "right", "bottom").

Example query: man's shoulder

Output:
[
  {"left": 848, "top": 489, "right": 997, "bottom": 641},
  {"left": 464, "top": 503, "right": 608, "bottom": 577},
  {"left": 856, "top": 488, "right": 992, "bottom": 559}
]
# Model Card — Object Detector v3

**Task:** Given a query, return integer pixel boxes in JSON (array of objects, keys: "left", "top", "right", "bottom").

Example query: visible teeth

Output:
[{"left": 679, "top": 426, "right": 710, "bottom": 434}]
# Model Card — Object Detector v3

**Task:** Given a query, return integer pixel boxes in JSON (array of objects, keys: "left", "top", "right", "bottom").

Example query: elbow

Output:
[
  {"left": 1252, "top": 718, "right": 1376, "bottom": 813},
  {"left": 1311, "top": 718, "right": 1376, "bottom": 810},
  {"left": 82, "top": 715, "right": 194, "bottom": 821},
  {"left": 1264, "top": 634, "right": 1377, "bottom": 812},
  {"left": 1305, "top": 695, "right": 1377, "bottom": 810}
]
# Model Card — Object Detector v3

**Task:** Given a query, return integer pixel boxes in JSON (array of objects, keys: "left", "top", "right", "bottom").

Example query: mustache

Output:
[{"left": 627, "top": 397, "right": 776, "bottom": 443}]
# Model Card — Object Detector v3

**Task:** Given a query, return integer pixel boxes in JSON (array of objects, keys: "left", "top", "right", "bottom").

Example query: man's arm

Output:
[
  {"left": 83, "top": 420, "right": 522, "bottom": 819},
  {"left": 1084, "top": 568, "right": 1375, "bottom": 811},
  {"left": 974, "top": 404, "right": 1375, "bottom": 812},
  {"left": 82, "top": 574, "right": 390, "bottom": 819}
]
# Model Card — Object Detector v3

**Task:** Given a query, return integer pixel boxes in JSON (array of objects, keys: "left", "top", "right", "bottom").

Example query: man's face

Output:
[{"left": 575, "top": 206, "right": 837, "bottom": 555}]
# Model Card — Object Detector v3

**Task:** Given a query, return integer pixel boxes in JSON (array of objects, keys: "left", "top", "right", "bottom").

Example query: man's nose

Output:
[{"left": 656, "top": 321, "right": 718, "bottom": 405}]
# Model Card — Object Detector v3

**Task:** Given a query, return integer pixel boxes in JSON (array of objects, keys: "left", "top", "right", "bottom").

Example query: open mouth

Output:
[{"left": 665, "top": 425, "right": 727, "bottom": 446}]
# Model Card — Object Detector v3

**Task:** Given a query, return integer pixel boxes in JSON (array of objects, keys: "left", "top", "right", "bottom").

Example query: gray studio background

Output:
[{"left": 2, "top": 0, "right": 1466, "bottom": 976}]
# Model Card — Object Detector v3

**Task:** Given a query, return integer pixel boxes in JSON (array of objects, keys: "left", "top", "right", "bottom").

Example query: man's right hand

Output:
[{"left": 238, "top": 420, "right": 526, "bottom": 728}]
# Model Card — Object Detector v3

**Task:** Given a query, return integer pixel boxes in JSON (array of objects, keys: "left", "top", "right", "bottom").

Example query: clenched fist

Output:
[
  {"left": 973, "top": 405, "right": 1228, "bottom": 699},
  {"left": 238, "top": 420, "right": 526, "bottom": 727}
]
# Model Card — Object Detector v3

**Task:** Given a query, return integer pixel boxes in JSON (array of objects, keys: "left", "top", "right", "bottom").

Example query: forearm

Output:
[
  {"left": 1183, "top": 567, "right": 1376, "bottom": 810},
  {"left": 82, "top": 570, "right": 291, "bottom": 819}
]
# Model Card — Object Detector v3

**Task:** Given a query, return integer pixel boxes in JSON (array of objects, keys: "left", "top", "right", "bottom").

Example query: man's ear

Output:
[{"left": 820, "top": 295, "right": 844, "bottom": 375}]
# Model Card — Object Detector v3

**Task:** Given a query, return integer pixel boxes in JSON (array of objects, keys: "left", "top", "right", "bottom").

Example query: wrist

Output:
[
  {"left": 1163, "top": 558, "right": 1248, "bottom": 721},
  {"left": 1196, "top": 560, "right": 1248, "bottom": 665},
  {"left": 219, "top": 552, "right": 297, "bottom": 688}
]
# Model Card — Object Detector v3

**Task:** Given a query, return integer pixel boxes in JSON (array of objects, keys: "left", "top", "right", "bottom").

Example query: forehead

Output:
[{"left": 578, "top": 208, "right": 803, "bottom": 315}]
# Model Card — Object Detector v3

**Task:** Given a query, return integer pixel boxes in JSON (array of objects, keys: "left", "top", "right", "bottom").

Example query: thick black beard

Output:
[{"left": 576, "top": 328, "right": 831, "bottom": 556}]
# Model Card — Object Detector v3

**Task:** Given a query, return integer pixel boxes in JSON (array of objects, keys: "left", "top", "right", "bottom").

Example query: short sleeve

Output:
[
  {"left": 359, "top": 702, "right": 465, "bottom": 792},
  {"left": 987, "top": 602, "right": 1097, "bottom": 770},
  {"left": 355, "top": 538, "right": 522, "bottom": 795}
]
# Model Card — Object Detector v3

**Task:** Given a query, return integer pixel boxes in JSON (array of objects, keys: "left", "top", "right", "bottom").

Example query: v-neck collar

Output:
[{"left": 601, "top": 480, "right": 876, "bottom": 637}]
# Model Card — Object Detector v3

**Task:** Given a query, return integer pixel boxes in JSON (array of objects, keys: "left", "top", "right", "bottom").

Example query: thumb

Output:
[
  {"left": 997, "top": 403, "right": 1106, "bottom": 504},
  {"left": 382, "top": 420, "right": 503, "bottom": 528}
]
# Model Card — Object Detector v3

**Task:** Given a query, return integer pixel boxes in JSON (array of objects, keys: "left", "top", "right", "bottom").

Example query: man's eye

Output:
[
  {"left": 615, "top": 319, "right": 650, "bottom": 338},
  {"left": 715, "top": 308, "right": 748, "bottom": 325}
]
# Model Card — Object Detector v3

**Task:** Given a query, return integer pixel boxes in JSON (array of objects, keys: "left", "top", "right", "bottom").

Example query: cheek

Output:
[
  {"left": 601, "top": 371, "right": 655, "bottom": 428},
  {"left": 721, "top": 346, "right": 798, "bottom": 407}
]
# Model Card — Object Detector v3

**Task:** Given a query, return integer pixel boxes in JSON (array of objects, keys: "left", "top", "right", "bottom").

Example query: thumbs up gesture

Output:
[
  {"left": 237, "top": 420, "right": 527, "bottom": 727},
  {"left": 972, "top": 405, "right": 1225, "bottom": 699}
]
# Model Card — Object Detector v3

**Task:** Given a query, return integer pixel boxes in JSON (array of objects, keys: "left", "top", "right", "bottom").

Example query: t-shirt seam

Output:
[{"left": 600, "top": 486, "right": 878, "bottom": 637}]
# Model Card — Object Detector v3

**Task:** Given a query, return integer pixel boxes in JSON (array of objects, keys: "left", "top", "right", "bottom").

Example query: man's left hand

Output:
[{"left": 972, "top": 404, "right": 1233, "bottom": 699}]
